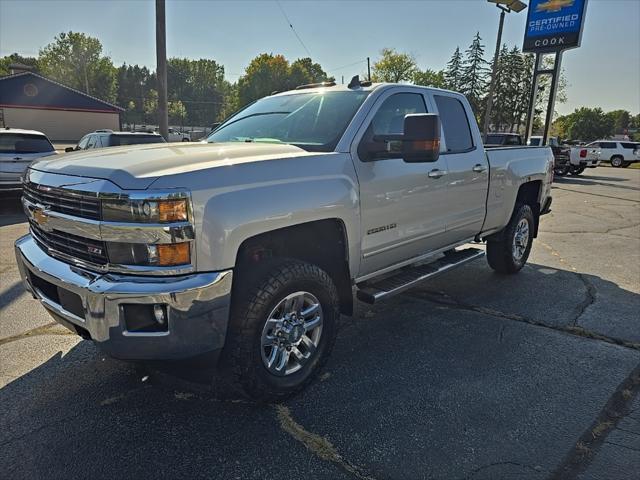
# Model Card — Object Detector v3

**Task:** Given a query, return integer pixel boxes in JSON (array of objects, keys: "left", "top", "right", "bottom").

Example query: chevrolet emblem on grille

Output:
[{"left": 32, "top": 206, "right": 53, "bottom": 232}]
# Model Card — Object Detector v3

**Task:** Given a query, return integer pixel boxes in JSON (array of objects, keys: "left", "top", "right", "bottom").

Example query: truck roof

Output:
[{"left": 270, "top": 82, "right": 457, "bottom": 97}]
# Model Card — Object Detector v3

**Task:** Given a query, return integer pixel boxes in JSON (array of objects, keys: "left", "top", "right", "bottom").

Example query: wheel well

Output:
[
  {"left": 235, "top": 219, "right": 353, "bottom": 315},
  {"left": 516, "top": 181, "right": 542, "bottom": 237}
]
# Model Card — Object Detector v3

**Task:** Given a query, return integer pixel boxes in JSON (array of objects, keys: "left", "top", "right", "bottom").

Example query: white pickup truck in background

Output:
[{"left": 15, "top": 78, "right": 554, "bottom": 400}]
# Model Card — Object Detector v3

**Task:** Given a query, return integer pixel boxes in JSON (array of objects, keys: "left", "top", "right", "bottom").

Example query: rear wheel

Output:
[
  {"left": 223, "top": 259, "right": 339, "bottom": 402},
  {"left": 570, "top": 165, "right": 585, "bottom": 175},
  {"left": 487, "top": 203, "right": 535, "bottom": 274},
  {"left": 610, "top": 156, "right": 624, "bottom": 167},
  {"left": 554, "top": 164, "right": 570, "bottom": 177}
]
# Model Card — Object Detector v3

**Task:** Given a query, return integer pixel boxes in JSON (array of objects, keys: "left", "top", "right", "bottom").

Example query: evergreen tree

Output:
[
  {"left": 460, "top": 32, "right": 489, "bottom": 118},
  {"left": 444, "top": 47, "right": 463, "bottom": 91}
]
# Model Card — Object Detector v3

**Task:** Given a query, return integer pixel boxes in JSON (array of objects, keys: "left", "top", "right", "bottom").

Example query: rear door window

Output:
[
  {"left": 504, "top": 135, "right": 521, "bottom": 145},
  {"left": 620, "top": 142, "right": 636, "bottom": 149},
  {"left": 434, "top": 95, "right": 474, "bottom": 153},
  {"left": 0, "top": 134, "right": 54, "bottom": 154},
  {"left": 110, "top": 135, "right": 166, "bottom": 146},
  {"left": 599, "top": 142, "right": 617, "bottom": 149}
]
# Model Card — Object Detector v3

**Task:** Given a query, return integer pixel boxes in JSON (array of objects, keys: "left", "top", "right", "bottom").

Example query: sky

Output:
[{"left": 1, "top": 0, "right": 639, "bottom": 115}]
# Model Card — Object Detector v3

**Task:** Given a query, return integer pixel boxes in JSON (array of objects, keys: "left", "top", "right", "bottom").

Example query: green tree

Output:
[
  {"left": 143, "top": 89, "right": 158, "bottom": 124},
  {"left": 606, "top": 110, "right": 631, "bottom": 134},
  {"left": 116, "top": 64, "right": 152, "bottom": 125},
  {"left": 289, "top": 57, "right": 331, "bottom": 86},
  {"left": 168, "top": 100, "right": 187, "bottom": 126},
  {"left": 370, "top": 48, "right": 417, "bottom": 83},
  {"left": 444, "top": 47, "right": 463, "bottom": 91},
  {"left": 460, "top": 32, "right": 489, "bottom": 117},
  {"left": 412, "top": 69, "right": 446, "bottom": 88},
  {"left": 38, "top": 31, "right": 116, "bottom": 102},
  {"left": 564, "top": 107, "right": 614, "bottom": 141},
  {"left": 237, "top": 53, "right": 291, "bottom": 106},
  {"left": 0, "top": 53, "right": 39, "bottom": 75}
]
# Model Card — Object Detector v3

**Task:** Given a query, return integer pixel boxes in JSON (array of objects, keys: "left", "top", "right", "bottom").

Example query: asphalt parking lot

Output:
[{"left": 1, "top": 167, "right": 639, "bottom": 480}]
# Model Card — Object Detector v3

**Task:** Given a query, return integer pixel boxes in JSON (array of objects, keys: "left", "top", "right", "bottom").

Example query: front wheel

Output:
[
  {"left": 610, "top": 156, "right": 624, "bottom": 167},
  {"left": 486, "top": 203, "right": 535, "bottom": 274},
  {"left": 223, "top": 259, "right": 339, "bottom": 402},
  {"left": 570, "top": 165, "right": 585, "bottom": 175}
]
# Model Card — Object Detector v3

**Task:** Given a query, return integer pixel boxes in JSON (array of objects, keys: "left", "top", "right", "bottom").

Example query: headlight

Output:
[{"left": 102, "top": 198, "right": 189, "bottom": 223}]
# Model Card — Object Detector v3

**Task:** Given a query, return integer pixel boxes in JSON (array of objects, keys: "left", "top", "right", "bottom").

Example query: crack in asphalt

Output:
[
  {"left": 274, "top": 404, "right": 376, "bottom": 480},
  {"left": 549, "top": 363, "right": 640, "bottom": 479},
  {"left": 537, "top": 241, "right": 597, "bottom": 327},
  {"left": 0, "top": 322, "right": 75, "bottom": 347},
  {"left": 552, "top": 187, "right": 640, "bottom": 203},
  {"left": 542, "top": 221, "right": 640, "bottom": 236},
  {"left": 406, "top": 290, "right": 640, "bottom": 351}
]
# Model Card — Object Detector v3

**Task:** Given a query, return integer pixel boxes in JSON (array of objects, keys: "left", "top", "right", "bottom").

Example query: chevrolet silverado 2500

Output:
[{"left": 15, "top": 80, "right": 553, "bottom": 401}]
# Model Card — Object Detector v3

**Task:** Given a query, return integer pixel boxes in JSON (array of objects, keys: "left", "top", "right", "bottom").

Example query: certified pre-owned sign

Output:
[{"left": 523, "top": 0, "right": 588, "bottom": 53}]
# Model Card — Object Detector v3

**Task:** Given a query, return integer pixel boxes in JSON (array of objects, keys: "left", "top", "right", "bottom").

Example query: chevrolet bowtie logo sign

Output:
[
  {"left": 32, "top": 206, "right": 52, "bottom": 231},
  {"left": 536, "top": 0, "right": 575, "bottom": 13}
]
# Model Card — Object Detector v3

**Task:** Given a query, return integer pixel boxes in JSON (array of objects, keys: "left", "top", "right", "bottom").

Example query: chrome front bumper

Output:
[{"left": 15, "top": 234, "right": 233, "bottom": 360}]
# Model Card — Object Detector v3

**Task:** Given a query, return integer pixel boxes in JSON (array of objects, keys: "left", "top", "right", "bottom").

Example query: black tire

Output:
[
  {"left": 610, "top": 155, "right": 624, "bottom": 167},
  {"left": 621, "top": 161, "right": 631, "bottom": 168},
  {"left": 486, "top": 203, "right": 535, "bottom": 274},
  {"left": 223, "top": 259, "right": 339, "bottom": 402},
  {"left": 570, "top": 165, "right": 585, "bottom": 175},
  {"left": 554, "top": 165, "right": 570, "bottom": 177},
  {"left": 182, "top": 138, "right": 189, "bottom": 142}
]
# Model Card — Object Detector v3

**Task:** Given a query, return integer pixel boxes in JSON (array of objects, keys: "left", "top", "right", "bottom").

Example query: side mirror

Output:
[
  {"left": 65, "top": 147, "right": 75, "bottom": 152},
  {"left": 401, "top": 114, "right": 441, "bottom": 163},
  {"left": 364, "top": 114, "right": 441, "bottom": 163}
]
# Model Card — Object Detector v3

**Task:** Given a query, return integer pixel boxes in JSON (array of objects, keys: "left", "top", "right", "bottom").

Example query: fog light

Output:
[{"left": 153, "top": 304, "right": 166, "bottom": 325}]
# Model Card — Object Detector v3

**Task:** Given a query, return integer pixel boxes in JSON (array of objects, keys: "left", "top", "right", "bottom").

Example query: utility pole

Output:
[
  {"left": 367, "top": 57, "right": 371, "bottom": 81},
  {"left": 156, "top": 0, "right": 168, "bottom": 141},
  {"left": 482, "top": 7, "right": 506, "bottom": 138}
]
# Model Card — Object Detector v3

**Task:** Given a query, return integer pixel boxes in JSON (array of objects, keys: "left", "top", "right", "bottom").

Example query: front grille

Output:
[
  {"left": 23, "top": 182, "right": 101, "bottom": 221},
  {"left": 30, "top": 220, "right": 108, "bottom": 265}
]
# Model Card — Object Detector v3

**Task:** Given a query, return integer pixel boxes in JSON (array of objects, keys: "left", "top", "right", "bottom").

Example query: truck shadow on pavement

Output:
[{"left": 1, "top": 259, "right": 639, "bottom": 479}]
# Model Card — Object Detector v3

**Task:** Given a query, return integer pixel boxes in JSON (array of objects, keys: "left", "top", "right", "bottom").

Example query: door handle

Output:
[
  {"left": 428, "top": 169, "right": 447, "bottom": 179},
  {"left": 472, "top": 164, "right": 487, "bottom": 173},
  {"left": 13, "top": 157, "right": 23, "bottom": 161}
]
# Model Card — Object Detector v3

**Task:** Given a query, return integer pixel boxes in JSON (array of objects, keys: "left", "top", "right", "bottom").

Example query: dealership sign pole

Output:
[{"left": 523, "top": 0, "right": 588, "bottom": 145}]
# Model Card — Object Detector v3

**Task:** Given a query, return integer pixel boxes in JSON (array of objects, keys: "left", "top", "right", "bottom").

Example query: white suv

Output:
[
  {"left": 0, "top": 128, "right": 56, "bottom": 191},
  {"left": 587, "top": 140, "right": 640, "bottom": 168}
]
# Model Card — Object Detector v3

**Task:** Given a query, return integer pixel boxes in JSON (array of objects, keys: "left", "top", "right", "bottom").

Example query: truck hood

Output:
[{"left": 30, "top": 142, "right": 313, "bottom": 190}]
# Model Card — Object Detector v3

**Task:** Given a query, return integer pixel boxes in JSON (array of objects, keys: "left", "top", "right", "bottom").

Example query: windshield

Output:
[
  {"left": 207, "top": 91, "right": 370, "bottom": 152},
  {"left": 0, "top": 133, "right": 54, "bottom": 154}
]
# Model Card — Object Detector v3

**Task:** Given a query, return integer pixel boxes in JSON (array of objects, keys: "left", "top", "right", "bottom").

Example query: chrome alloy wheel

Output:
[
  {"left": 512, "top": 218, "right": 530, "bottom": 261},
  {"left": 260, "top": 291, "right": 323, "bottom": 376}
]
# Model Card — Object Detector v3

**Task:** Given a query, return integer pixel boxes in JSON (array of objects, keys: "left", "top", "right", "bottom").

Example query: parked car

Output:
[
  {"left": 484, "top": 132, "right": 523, "bottom": 147},
  {"left": 16, "top": 79, "right": 553, "bottom": 401},
  {"left": 528, "top": 136, "right": 572, "bottom": 176},
  {"left": 163, "top": 128, "right": 191, "bottom": 142},
  {"left": 569, "top": 144, "right": 600, "bottom": 174},
  {"left": 582, "top": 140, "right": 640, "bottom": 168},
  {"left": 0, "top": 128, "right": 56, "bottom": 191},
  {"left": 65, "top": 130, "right": 166, "bottom": 152}
]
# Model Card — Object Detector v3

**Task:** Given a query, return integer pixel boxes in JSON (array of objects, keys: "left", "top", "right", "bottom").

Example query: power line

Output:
[
  {"left": 275, "top": 0, "right": 312, "bottom": 58},
  {"left": 327, "top": 59, "right": 368, "bottom": 73}
]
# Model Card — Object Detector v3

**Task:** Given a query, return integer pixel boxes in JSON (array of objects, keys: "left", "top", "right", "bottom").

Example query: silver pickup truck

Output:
[{"left": 15, "top": 80, "right": 553, "bottom": 401}]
